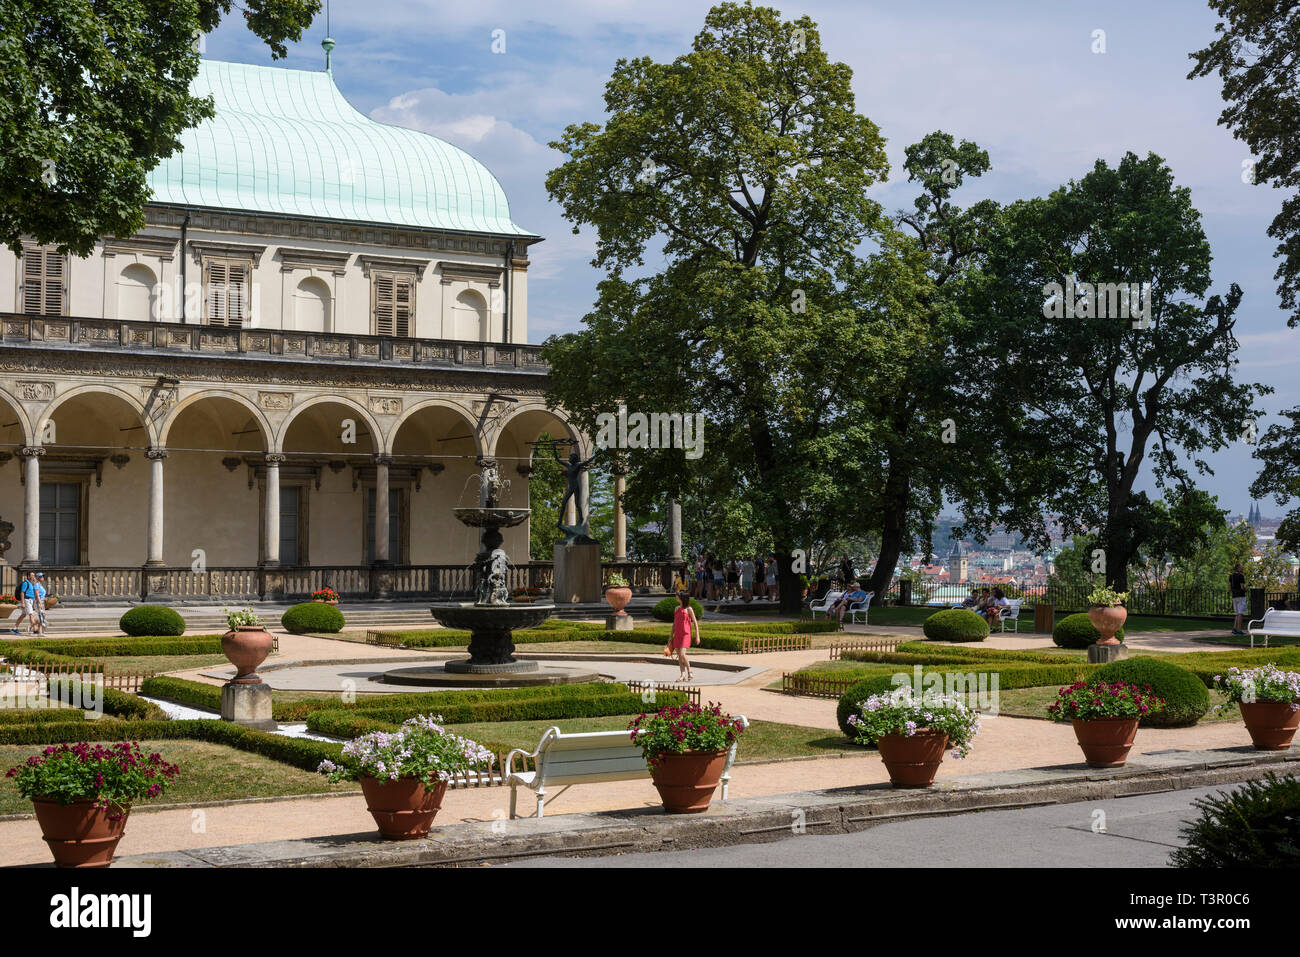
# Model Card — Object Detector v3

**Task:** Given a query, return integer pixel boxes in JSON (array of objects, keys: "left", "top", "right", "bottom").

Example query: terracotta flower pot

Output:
[
  {"left": 605, "top": 586, "right": 632, "bottom": 616},
  {"left": 1071, "top": 717, "right": 1139, "bottom": 767},
  {"left": 32, "top": 799, "right": 129, "bottom": 868},
  {"left": 649, "top": 750, "right": 729, "bottom": 813},
  {"left": 221, "top": 625, "right": 275, "bottom": 684},
  {"left": 359, "top": 776, "right": 448, "bottom": 839},
  {"left": 1240, "top": 700, "right": 1300, "bottom": 750},
  {"left": 1087, "top": 605, "right": 1127, "bottom": 645},
  {"left": 877, "top": 730, "right": 949, "bottom": 788},
  {"left": 0, "top": 604, "right": 14, "bottom": 619},
  {"left": 311, "top": 598, "right": 339, "bottom": 605}
]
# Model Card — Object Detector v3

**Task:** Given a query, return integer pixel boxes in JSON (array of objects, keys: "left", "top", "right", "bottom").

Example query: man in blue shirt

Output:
[
  {"left": 830, "top": 582, "right": 870, "bottom": 628},
  {"left": 12, "top": 571, "right": 38, "bottom": 635}
]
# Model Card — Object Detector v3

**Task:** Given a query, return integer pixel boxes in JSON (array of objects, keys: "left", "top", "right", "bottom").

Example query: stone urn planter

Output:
[
  {"left": 1087, "top": 605, "right": 1127, "bottom": 644},
  {"left": 877, "top": 731, "right": 949, "bottom": 788},
  {"left": 221, "top": 625, "right": 275, "bottom": 683},
  {"left": 1071, "top": 717, "right": 1139, "bottom": 767},
  {"left": 1239, "top": 701, "right": 1300, "bottom": 750},
  {"left": 649, "top": 750, "right": 729, "bottom": 813},
  {"left": 359, "top": 777, "right": 448, "bottom": 839},
  {"left": 0, "top": 603, "right": 15, "bottom": 619},
  {"left": 605, "top": 585, "right": 632, "bottom": 616},
  {"left": 32, "top": 799, "right": 130, "bottom": 868}
]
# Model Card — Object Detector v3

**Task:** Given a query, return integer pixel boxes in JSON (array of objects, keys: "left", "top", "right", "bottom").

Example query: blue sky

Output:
[{"left": 203, "top": 0, "right": 1300, "bottom": 517}]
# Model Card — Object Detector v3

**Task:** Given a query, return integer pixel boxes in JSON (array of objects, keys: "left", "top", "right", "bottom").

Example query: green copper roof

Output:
[{"left": 147, "top": 60, "right": 534, "bottom": 237}]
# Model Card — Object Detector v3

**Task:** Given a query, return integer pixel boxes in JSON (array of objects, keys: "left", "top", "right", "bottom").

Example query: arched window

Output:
[
  {"left": 293, "top": 276, "right": 331, "bottom": 332},
  {"left": 116, "top": 263, "right": 158, "bottom": 321},
  {"left": 453, "top": 288, "right": 488, "bottom": 341}
]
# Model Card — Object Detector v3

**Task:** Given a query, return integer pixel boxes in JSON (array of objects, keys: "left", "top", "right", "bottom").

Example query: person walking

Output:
[
  {"left": 765, "top": 554, "right": 779, "bottom": 602},
  {"left": 726, "top": 560, "right": 740, "bottom": 601},
  {"left": 753, "top": 554, "right": 766, "bottom": 600},
  {"left": 32, "top": 573, "right": 48, "bottom": 636},
  {"left": 1230, "top": 562, "right": 1248, "bottom": 636},
  {"left": 739, "top": 555, "right": 754, "bottom": 602},
  {"left": 668, "top": 592, "right": 698, "bottom": 682},
  {"left": 11, "top": 571, "right": 37, "bottom": 635}
]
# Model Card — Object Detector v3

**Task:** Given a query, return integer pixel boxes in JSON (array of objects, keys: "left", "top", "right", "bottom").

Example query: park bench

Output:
[
  {"left": 1246, "top": 609, "right": 1300, "bottom": 649},
  {"left": 504, "top": 717, "right": 749, "bottom": 819},
  {"left": 809, "top": 590, "right": 843, "bottom": 618},
  {"left": 848, "top": 592, "right": 874, "bottom": 625}
]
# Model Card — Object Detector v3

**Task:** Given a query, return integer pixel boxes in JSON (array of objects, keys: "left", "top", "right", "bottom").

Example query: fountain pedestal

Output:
[{"left": 554, "top": 541, "right": 601, "bottom": 603}]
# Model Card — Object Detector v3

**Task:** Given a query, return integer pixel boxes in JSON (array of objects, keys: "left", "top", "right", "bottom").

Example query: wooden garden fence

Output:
[
  {"left": 828, "top": 638, "right": 905, "bottom": 660},
  {"left": 0, "top": 662, "right": 158, "bottom": 693},
  {"left": 781, "top": 673, "right": 860, "bottom": 698},
  {"left": 737, "top": 635, "right": 813, "bottom": 654}
]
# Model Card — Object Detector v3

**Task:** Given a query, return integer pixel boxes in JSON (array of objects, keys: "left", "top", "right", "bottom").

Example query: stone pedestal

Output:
[
  {"left": 554, "top": 542, "right": 601, "bottom": 604},
  {"left": 1087, "top": 643, "right": 1125, "bottom": 664},
  {"left": 605, "top": 614, "right": 634, "bottom": 631},
  {"left": 221, "top": 682, "right": 276, "bottom": 730}
]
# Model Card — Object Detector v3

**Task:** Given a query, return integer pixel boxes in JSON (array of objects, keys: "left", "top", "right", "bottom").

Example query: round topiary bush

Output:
[
  {"left": 922, "top": 609, "right": 990, "bottom": 643},
  {"left": 281, "top": 601, "right": 346, "bottom": 634},
  {"left": 1091, "top": 656, "right": 1209, "bottom": 727},
  {"left": 1052, "top": 612, "right": 1125, "bottom": 649},
  {"left": 119, "top": 605, "right": 186, "bottom": 637},
  {"left": 651, "top": 595, "right": 704, "bottom": 622},
  {"left": 836, "top": 674, "right": 900, "bottom": 739}
]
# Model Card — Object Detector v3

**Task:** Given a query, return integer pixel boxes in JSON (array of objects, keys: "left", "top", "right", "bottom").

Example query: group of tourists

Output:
[
  {"left": 959, "top": 587, "right": 1011, "bottom": 628},
  {"left": 681, "top": 553, "right": 781, "bottom": 603},
  {"left": 10, "top": 571, "right": 49, "bottom": 636}
]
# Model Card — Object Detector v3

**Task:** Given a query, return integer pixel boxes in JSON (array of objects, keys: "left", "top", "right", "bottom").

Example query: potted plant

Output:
[
  {"left": 5, "top": 742, "right": 180, "bottom": 868},
  {"left": 310, "top": 587, "right": 340, "bottom": 605},
  {"left": 0, "top": 593, "right": 16, "bottom": 619},
  {"left": 318, "top": 714, "right": 493, "bottom": 839},
  {"left": 510, "top": 585, "right": 541, "bottom": 603},
  {"left": 221, "top": 607, "right": 274, "bottom": 684},
  {"left": 847, "top": 687, "right": 981, "bottom": 788},
  {"left": 1214, "top": 665, "right": 1300, "bottom": 750},
  {"left": 605, "top": 572, "right": 632, "bottom": 616},
  {"left": 1048, "top": 680, "right": 1165, "bottom": 767},
  {"left": 1086, "top": 584, "right": 1129, "bottom": 645},
  {"left": 628, "top": 702, "right": 747, "bottom": 813}
]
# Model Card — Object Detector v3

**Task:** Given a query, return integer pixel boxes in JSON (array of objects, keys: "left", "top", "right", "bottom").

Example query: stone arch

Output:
[
  {"left": 116, "top": 262, "right": 159, "bottom": 321},
  {"left": 159, "top": 390, "right": 273, "bottom": 450},
  {"left": 275, "top": 395, "right": 382, "bottom": 455},
  {"left": 293, "top": 276, "right": 331, "bottom": 332},
  {"left": 489, "top": 402, "right": 589, "bottom": 462},
  {"left": 0, "top": 391, "right": 35, "bottom": 448},
  {"left": 453, "top": 288, "right": 488, "bottom": 340},
  {"left": 384, "top": 398, "right": 482, "bottom": 457},
  {"left": 41, "top": 384, "right": 157, "bottom": 447}
]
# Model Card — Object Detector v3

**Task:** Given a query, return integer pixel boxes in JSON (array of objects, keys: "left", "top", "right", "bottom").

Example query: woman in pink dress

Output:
[{"left": 669, "top": 592, "right": 699, "bottom": 682}]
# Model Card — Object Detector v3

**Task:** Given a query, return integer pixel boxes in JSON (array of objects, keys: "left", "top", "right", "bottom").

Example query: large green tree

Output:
[
  {"left": 0, "top": 0, "right": 320, "bottom": 256},
  {"left": 542, "top": 2, "right": 902, "bottom": 613},
  {"left": 1251, "top": 407, "right": 1300, "bottom": 552},
  {"left": 1189, "top": 0, "right": 1300, "bottom": 327},
  {"left": 971, "top": 152, "right": 1268, "bottom": 591}
]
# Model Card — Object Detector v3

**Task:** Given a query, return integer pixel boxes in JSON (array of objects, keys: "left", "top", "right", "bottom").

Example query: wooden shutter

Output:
[
  {"left": 206, "top": 258, "right": 249, "bottom": 327},
  {"left": 20, "top": 243, "right": 66, "bottom": 316},
  {"left": 372, "top": 272, "right": 413, "bottom": 337}
]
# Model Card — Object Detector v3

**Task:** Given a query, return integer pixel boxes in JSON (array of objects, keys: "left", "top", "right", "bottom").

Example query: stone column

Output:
[
  {"left": 613, "top": 471, "right": 627, "bottom": 561},
  {"left": 263, "top": 453, "right": 284, "bottom": 566},
  {"left": 374, "top": 454, "right": 392, "bottom": 564},
  {"left": 18, "top": 447, "right": 44, "bottom": 566},
  {"left": 669, "top": 497, "right": 683, "bottom": 562},
  {"left": 145, "top": 447, "right": 168, "bottom": 566},
  {"left": 579, "top": 469, "right": 590, "bottom": 528}
]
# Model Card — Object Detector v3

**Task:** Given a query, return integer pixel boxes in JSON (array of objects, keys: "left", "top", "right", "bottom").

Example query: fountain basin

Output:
[
  {"left": 428, "top": 602, "right": 554, "bottom": 633},
  {"left": 452, "top": 507, "right": 530, "bottom": 528}
]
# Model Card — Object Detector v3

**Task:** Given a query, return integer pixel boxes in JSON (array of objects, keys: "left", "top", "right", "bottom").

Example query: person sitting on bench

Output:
[{"left": 829, "top": 582, "right": 868, "bottom": 629}]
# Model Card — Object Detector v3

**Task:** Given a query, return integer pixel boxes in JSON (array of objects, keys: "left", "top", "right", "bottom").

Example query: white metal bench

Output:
[
  {"left": 1247, "top": 609, "right": 1300, "bottom": 648},
  {"left": 504, "top": 717, "right": 749, "bottom": 819},
  {"left": 999, "top": 599, "right": 1023, "bottom": 633},
  {"left": 809, "top": 590, "right": 843, "bottom": 618},
  {"left": 848, "top": 592, "right": 874, "bottom": 625}
]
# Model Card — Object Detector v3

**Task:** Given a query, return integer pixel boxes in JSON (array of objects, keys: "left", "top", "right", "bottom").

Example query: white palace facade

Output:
[{"left": 0, "top": 56, "right": 645, "bottom": 603}]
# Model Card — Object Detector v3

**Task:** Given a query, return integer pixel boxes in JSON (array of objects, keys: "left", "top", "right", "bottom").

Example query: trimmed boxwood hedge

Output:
[
  {"left": 0, "top": 709, "right": 87, "bottom": 725},
  {"left": 281, "top": 601, "right": 345, "bottom": 634},
  {"left": 4, "top": 637, "right": 223, "bottom": 662},
  {"left": 1053, "top": 612, "right": 1125, "bottom": 649},
  {"left": 651, "top": 596, "right": 704, "bottom": 621},
  {"left": 318, "top": 690, "right": 686, "bottom": 728},
  {"left": 45, "top": 679, "right": 168, "bottom": 721},
  {"left": 922, "top": 609, "right": 990, "bottom": 643},
  {"left": 119, "top": 605, "right": 186, "bottom": 637},
  {"left": 835, "top": 662, "right": 1092, "bottom": 738},
  {"left": 1091, "top": 657, "right": 1209, "bottom": 727}
]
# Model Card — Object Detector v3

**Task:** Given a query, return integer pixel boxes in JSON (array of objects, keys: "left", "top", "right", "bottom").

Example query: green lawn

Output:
[
  {"left": 443, "top": 715, "right": 864, "bottom": 763},
  {"left": 0, "top": 739, "right": 358, "bottom": 816},
  {"left": 109, "top": 653, "right": 232, "bottom": 673}
]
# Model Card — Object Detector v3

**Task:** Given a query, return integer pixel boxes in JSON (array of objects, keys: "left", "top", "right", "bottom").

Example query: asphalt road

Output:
[{"left": 498, "top": 785, "right": 1226, "bottom": 868}]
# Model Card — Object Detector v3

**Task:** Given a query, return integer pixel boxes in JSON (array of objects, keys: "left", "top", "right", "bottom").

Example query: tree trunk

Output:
[
  {"left": 775, "top": 547, "right": 802, "bottom": 616},
  {"left": 867, "top": 459, "right": 911, "bottom": 602}
]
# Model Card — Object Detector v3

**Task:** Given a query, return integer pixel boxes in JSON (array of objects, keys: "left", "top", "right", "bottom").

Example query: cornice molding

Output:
[
  {"left": 277, "top": 248, "right": 351, "bottom": 275},
  {"left": 189, "top": 240, "right": 267, "bottom": 267},
  {"left": 358, "top": 254, "right": 432, "bottom": 279},
  {"left": 439, "top": 262, "right": 504, "bottom": 287},
  {"left": 102, "top": 236, "right": 179, "bottom": 261}
]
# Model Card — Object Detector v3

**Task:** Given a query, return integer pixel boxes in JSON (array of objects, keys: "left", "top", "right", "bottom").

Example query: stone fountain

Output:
[{"left": 383, "top": 461, "right": 599, "bottom": 687}]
